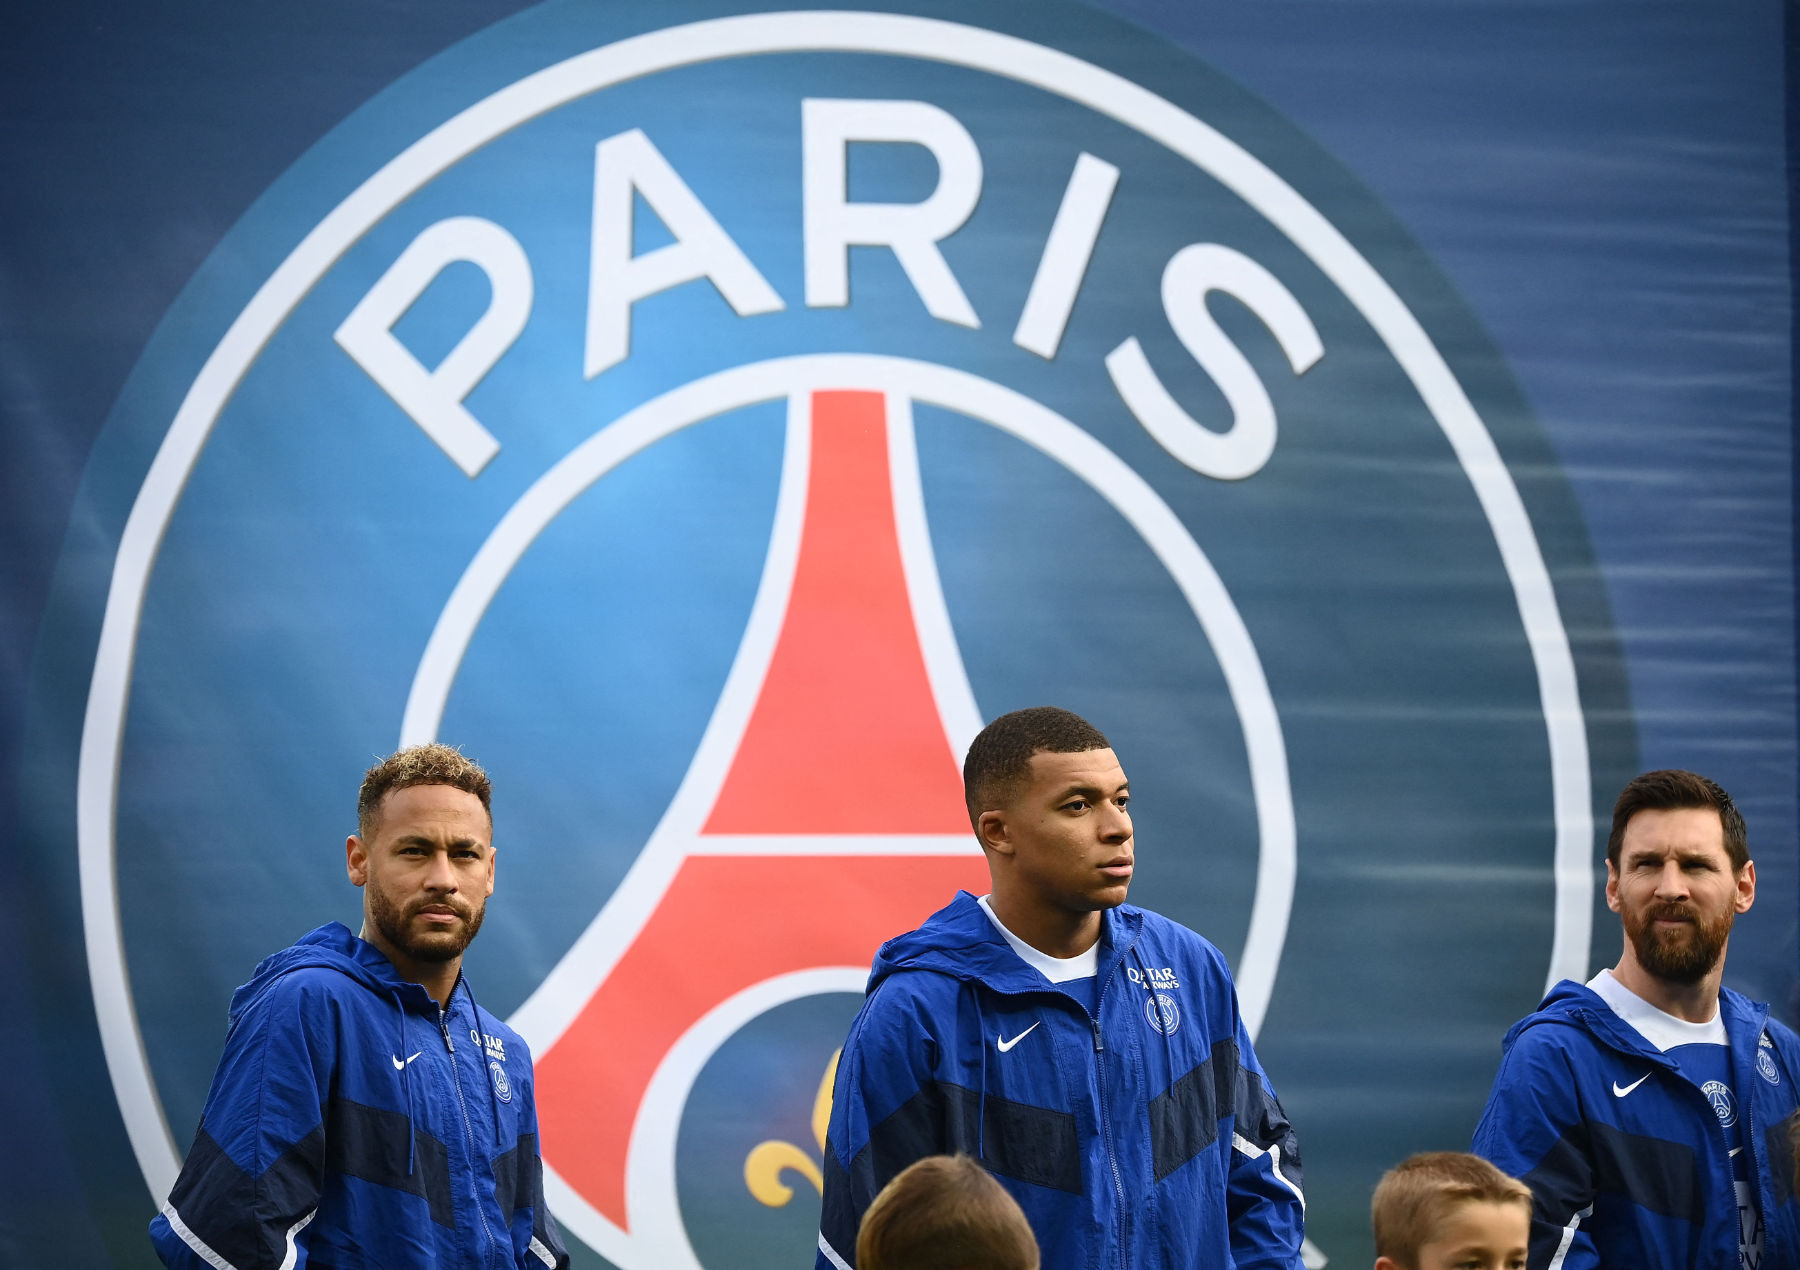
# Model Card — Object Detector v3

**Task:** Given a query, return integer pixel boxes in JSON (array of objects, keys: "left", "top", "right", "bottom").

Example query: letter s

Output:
[{"left": 1107, "top": 243, "right": 1323, "bottom": 481}]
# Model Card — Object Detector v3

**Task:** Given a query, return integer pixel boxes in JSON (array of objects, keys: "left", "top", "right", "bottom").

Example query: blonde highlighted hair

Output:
[{"left": 356, "top": 743, "right": 492, "bottom": 839}]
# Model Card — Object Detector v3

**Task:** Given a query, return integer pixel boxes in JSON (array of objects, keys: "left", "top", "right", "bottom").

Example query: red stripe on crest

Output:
[
  {"left": 536, "top": 388, "right": 988, "bottom": 1232},
  {"left": 705, "top": 390, "right": 968, "bottom": 834}
]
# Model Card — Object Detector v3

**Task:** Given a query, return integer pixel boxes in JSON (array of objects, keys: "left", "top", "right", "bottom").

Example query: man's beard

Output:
[
  {"left": 367, "top": 885, "right": 485, "bottom": 963},
  {"left": 1624, "top": 899, "right": 1733, "bottom": 984}
]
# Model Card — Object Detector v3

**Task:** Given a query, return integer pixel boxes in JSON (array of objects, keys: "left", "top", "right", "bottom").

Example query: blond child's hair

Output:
[
  {"left": 856, "top": 1154, "right": 1039, "bottom": 1270},
  {"left": 1372, "top": 1152, "right": 1531, "bottom": 1267}
]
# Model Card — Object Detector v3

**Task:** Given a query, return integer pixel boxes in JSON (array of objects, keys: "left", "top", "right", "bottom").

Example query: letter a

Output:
[{"left": 585, "top": 129, "right": 784, "bottom": 378}]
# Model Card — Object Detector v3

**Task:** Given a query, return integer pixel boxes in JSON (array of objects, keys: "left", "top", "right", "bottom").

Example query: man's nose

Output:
[
  {"left": 1100, "top": 802, "right": 1132, "bottom": 841},
  {"left": 422, "top": 850, "right": 459, "bottom": 892},
  {"left": 1654, "top": 861, "right": 1689, "bottom": 897}
]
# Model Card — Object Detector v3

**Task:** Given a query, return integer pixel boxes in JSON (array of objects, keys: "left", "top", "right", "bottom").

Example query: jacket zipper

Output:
[
  {"left": 441, "top": 1004, "right": 500, "bottom": 1268},
  {"left": 1698, "top": 1056, "right": 1758, "bottom": 1270},
  {"left": 1737, "top": 1020, "right": 1771, "bottom": 1270},
  {"left": 1743, "top": 1089, "right": 1765, "bottom": 1270},
  {"left": 1090, "top": 976, "right": 1130, "bottom": 1270},
  {"left": 1677, "top": 1021, "right": 1767, "bottom": 1270},
  {"left": 1592, "top": 1006, "right": 1767, "bottom": 1270}
]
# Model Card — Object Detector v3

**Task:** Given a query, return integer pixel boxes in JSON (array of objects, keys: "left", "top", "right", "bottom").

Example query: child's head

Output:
[
  {"left": 1371, "top": 1152, "right": 1531, "bottom": 1270},
  {"left": 856, "top": 1154, "right": 1040, "bottom": 1270}
]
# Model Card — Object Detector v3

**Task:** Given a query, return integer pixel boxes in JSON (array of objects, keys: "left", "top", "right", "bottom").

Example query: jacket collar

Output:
[
  {"left": 229, "top": 921, "right": 449, "bottom": 1023},
  {"left": 868, "top": 890, "right": 1144, "bottom": 996},
  {"left": 1510, "top": 976, "right": 1771, "bottom": 1066}
]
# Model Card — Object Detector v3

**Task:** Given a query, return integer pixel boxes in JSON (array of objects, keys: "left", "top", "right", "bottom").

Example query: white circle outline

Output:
[{"left": 75, "top": 9, "right": 1593, "bottom": 1205}]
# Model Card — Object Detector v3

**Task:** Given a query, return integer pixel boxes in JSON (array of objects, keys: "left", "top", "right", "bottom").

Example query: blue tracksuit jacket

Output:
[
  {"left": 815, "top": 892, "right": 1306, "bottom": 1270},
  {"left": 1473, "top": 979, "right": 1800, "bottom": 1270},
  {"left": 149, "top": 922, "right": 568, "bottom": 1270}
]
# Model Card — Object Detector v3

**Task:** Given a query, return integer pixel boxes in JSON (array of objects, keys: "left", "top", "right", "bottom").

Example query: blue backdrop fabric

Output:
[{"left": 0, "top": 3, "right": 1791, "bottom": 1268}]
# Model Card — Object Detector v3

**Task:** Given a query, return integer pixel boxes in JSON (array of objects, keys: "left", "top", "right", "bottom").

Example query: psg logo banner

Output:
[{"left": 9, "top": 1, "right": 1790, "bottom": 1267}]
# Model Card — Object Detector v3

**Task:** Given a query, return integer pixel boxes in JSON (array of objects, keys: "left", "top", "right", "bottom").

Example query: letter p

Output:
[{"left": 334, "top": 216, "right": 533, "bottom": 477}]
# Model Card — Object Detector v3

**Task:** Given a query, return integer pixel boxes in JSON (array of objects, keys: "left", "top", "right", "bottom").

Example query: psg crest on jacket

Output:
[{"left": 73, "top": 0, "right": 1623, "bottom": 1262}]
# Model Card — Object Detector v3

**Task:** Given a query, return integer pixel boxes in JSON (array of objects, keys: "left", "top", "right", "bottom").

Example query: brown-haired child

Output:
[
  {"left": 1372, "top": 1152, "right": 1531, "bottom": 1270},
  {"left": 856, "top": 1154, "right": 1039, "bottom": 1270}
]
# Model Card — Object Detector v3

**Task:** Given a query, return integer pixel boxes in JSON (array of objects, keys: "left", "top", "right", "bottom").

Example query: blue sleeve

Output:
[
  {"left": 525, "top": 1187, "right": 569, "bottom": 1270},
  {"left": 149, "top": 975, "right": 332, "bottom": 1269},
  {"left": 815, "top": 977, "right": 944, "bottom": 1270},
  {"left": 1472, "top": 1027, "right": 1596, "bottom": 1270},
  {"left": 511, "top": 1040, "right": 570, "bottom": 1270},
  {"left": 1225, "top": 1007, "right": 1306, "bottom": 1269}
]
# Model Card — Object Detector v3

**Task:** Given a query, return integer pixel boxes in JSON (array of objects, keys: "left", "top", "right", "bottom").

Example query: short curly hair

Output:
[
  {"left": 357, "top": 743, "right": 492, "bottom": 840},
  {"left": 962, "top": 707, "right": 1111, "bottom": 830}
]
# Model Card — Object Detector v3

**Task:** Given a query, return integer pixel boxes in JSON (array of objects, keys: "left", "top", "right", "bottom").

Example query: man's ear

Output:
[
  {"left": 1735, "top": 858, "right": 1757, "bottom": 914},
  {"left": 346, "top": 834, "right": 369, "bottom": 887},
  {"left": 977, "top": 809, "right": 1012, "bottom": 857},
  {"left": 1604, "top": 858, "right": 1621, "bottom": 913}
]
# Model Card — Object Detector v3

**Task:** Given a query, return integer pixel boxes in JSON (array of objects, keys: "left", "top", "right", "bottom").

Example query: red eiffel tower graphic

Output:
[{"left": 533, "top": 390, "right": 990, "bottom": 1253}]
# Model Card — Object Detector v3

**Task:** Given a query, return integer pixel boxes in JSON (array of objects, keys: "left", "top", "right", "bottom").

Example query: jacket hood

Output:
[
  {"left": 1501, "top": 979, "right": 1594, "bottom": 1047},
  {"left": 1502, "top": 976, "right": 1772, "bottom": 1060},
  {"left": 868, "top": 891, "right": 1144, "bottom": 996},
  {"left": 229, "top": 921, "right": 433, "bottom": 1025}
]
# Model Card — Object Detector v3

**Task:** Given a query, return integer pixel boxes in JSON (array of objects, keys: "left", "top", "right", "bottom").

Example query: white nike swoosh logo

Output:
[
  {"left": 1612, "top": 1073, "right": 1650, "bottom": 1097},
  {"left": 391, "top": 1051, "right": 423, "bottom": 1070},
  {"left": 997, "top": 1022, "right": 1040, "bottom": 1053}
]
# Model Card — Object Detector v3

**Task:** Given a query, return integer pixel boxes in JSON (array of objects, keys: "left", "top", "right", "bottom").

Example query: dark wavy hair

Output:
[{"left": 1607, "top": 769, "right": 1747, "bottom": 871}]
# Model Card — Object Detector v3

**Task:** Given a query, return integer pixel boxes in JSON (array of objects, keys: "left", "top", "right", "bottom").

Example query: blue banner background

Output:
[{"left": 1, "top": 2, "right": 1791, "bottom": 1267}]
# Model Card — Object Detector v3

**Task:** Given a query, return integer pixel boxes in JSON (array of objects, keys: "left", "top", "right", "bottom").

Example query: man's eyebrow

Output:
[
  {"left": 393, "top": 833, "right": 488, "bottom": 849},
  {"left": 1056, "top": 781, "right": 1129, "bottom": 800},
  {"left": 1625, "top": 844, "right": 1715, "bottom": 862}
]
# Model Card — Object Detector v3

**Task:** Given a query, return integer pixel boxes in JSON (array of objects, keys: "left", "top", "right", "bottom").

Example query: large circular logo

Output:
[{"left": 69, "top": 2, "right": 1610, "bottom": 1262}]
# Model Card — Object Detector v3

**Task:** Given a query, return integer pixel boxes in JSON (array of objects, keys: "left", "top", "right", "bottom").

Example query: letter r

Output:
[{"left": 802, "top": 98, "right": 982, "bottom": 327}]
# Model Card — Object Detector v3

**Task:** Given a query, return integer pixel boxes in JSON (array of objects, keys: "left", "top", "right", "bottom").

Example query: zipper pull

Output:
[
  {"left": 439, "top": 1005, "right": 454, "bottom": 1052},
  {"left": 1091, "top": 1017, "right": 1105, "bottom": 1052}
]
